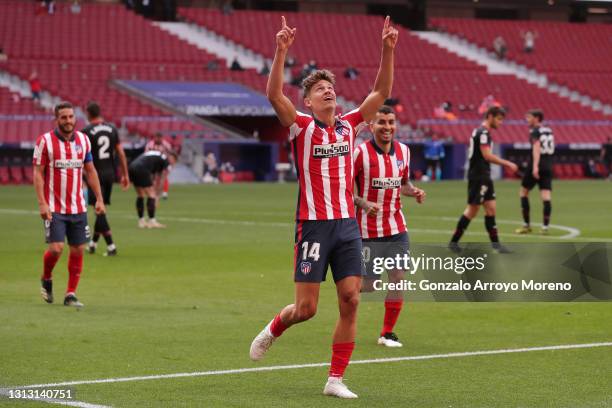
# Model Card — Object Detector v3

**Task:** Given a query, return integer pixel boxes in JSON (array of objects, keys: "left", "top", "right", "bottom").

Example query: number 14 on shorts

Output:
[{"left": 301, "top": 241, "right": 321, "bottom": 261}]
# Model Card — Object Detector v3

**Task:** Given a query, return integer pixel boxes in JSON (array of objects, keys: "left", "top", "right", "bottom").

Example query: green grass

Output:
[{"left": 0, "top": 180, "right": 611, "bottom": 407}]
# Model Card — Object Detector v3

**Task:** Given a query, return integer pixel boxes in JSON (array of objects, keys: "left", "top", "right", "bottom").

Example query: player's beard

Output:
[{"left": 58, "top": 122, "right": 75, "bottom": 135}]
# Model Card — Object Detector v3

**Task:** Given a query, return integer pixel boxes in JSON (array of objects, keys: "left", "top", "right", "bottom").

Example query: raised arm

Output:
[
  {"left": 266, "top": 16, "right": 297, "bottom": 127},
  {"left": 359, "top": 16, "right": 399, "bottom": 122}
]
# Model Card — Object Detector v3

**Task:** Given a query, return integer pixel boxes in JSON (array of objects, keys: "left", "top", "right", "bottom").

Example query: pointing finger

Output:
[
  {"left": 384, "top": 16, "right": 389, "bottom": 30},
  {"left": 281, "top": 15, "right": 286, "bottom": 28}
]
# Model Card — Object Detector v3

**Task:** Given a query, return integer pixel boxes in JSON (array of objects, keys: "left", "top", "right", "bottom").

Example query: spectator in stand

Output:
[
  {"left": 221, "top": 0, "right": 233, "bottom": 15},
  {"left": 70, "top": 0, "right": 81, "bottom": 14},
  {"left": 230, "top": 57, "right": 244, "bottom": 71},
  {"left": 286, "top": 55, "right": 296, "bottom": 67},
  {"left": 259, "top": 60, "right": 271, "bottom": 76},
  {"left": 493, "top": 36, "right": 507, "bottom": 60},
  {"left": 41, "top": 0, "right": 55, "bottom": 15},
  {"left": 207, "top": 59, "right": 220, "bottom": 71},
  {"left": 0, "top": 46, "right": 7, "bottom": 62},
  {"left": 521, "top": 30, "right": 538, "bottom": 53},
  {"left": 478, "top": 95, "right": 502, "bottom": 116},
  {"left": 434, "top": 101, "right": 457, "bottom": 121},
  {"left": 29, "top": 72, "right": 42, "bottom": 105},
  {"left": 344, "top": 66, "right": 360, "bottom": 80}
]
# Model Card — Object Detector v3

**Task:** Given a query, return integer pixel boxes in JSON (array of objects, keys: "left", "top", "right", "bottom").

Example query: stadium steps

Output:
[
  {"left": 0, "top": 69, "right": 60, "bottom": 113},
  {"left": 153, "top": 21, "right": 355, "bottom": 114},
  {"left": 419, "top": 30, "right": 612, "bottom": 116},
  {"left": 154, "top": 22, "right": 266, "bottom": 72},
  {"left": 168, "top": 163, "right": 201, "bottom": 184}
]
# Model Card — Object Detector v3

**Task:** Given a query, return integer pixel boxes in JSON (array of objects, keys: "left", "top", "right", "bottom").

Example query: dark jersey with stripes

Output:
[
  {"left": 528, "top": 126, "right": 555, "bottom": 171},
  {"left": 82, "top": 122, "right": 119, "bottom": 179},
  {"left": 129, "top": 150, "right": 169, "bottom": 175},
  {"left": 468, "top": 126, "right": 492, "bottom": 180}
]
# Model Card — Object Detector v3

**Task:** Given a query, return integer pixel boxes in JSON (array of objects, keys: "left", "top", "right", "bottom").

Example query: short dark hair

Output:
[
  {"left": 378, "top": 105, "right": 395, "bottom": 115},
  {"left": 527, "top": 109, "right": 544, "bottom": 122},
  {"left": 485, "top": 106, "right": 505, "bottom": 119},
  {"left": 302, "top": 69, "right": 335, "bottom": 97},
  {"left": 86, "top": 101, "right": 101, "bottom": 118},
  {"left": 54, "top": 102, "right": 74, "bottom": 117}
]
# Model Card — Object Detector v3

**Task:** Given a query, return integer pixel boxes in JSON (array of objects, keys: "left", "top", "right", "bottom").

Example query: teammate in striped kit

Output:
[
  {"left": 145, "top": 132, "right": 173, "bottom": 200},
  {"left": 250, "top": 15, "right": 398, "bottom": 399},
  {"left": 33, "top": 102, "right": 106, "bottom": 307},
  {"left": 354, "top": 105, "right": 425, "bottom": 348}
]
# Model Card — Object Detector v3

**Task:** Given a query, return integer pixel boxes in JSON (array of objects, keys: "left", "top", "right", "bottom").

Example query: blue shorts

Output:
[
  {"left": 362, "top": 232, "right": 410, "bottom": 279},
  {"left": 294, "top": 218, "right": 363, "bottom": 283},
  {"left": 44, "top": 213, "right": 90, "bottom": 245}
]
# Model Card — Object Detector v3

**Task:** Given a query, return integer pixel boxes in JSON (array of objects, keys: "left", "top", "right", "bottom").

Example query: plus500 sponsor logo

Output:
[
  {"left": 313, "top": 141, "right": 350, "bottom": 158},
  {"left": 372, "top": 177, "right": 402, "bottom": 189},
  {"left": 54, "top": 159, "right": 83, "bottom": 169}
]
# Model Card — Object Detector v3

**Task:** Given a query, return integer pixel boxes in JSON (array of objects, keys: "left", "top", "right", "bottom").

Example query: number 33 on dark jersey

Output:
[
  {"left": 81, "top": 122, "right": 120, "bottom": 180},
  {"left": 529, "top": 126, "right": 555, "bottom": 170}
]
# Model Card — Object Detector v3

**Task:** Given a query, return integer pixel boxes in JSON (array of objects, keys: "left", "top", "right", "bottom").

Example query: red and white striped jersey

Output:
[
  {"left": 354, "top": 139, "right": 411, "bottom": 239},
  {"left": 289, "top": 109, "right": 367, "bottom": 221},
  {"left": 145, "top": 139, "right": 173, "bottom": 155},
  {"left": 32, "top": 130, "right": 92, "bottom": 215}
]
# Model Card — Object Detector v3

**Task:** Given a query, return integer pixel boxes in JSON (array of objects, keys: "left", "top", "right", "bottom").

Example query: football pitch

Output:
[{"left": 1, "top": 180, "right": 611, "bottom": 407}]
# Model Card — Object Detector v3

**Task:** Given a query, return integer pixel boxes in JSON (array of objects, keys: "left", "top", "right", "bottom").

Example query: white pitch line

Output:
[
  {"left": 9, "top": 342, "right": 612, "bottom": 390},
  {"left": 1, "top": 208, "right": 610, "bottom": 241},
  {"left": 425, "top": 215, "right": 581, "bottom": 239}
]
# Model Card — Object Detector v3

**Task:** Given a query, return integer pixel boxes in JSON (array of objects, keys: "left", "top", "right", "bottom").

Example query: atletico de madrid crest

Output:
[
  {"left": 336, "top": 124, "right": 349, "bottom": 138},
  {"left": 75, "top": 144, "right": 83, "bottom": 156},
  {"left": 396, "top": 159, "right": 404, "bottom": 168},
  {"left": 300, "top": 261, "right": 312, "bottom": 275}
]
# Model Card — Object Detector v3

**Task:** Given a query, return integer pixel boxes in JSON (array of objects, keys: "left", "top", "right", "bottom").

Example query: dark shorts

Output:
[
  {"left": 88, "top": 176, "right": 113, "bottom": 205},
  {"left": 129, "top": 166, "right": 152, "bottom": 188},
  {"left": 44, "top": 212, "right": 90, "bottom": 245},
  {"left": 521, "top": 168, "right": 553, "bottom": 191},
  {"left": 362, "top": 232, "right": 410, "bottom": 279},
  {"left": 467, "top": 178, "right": 496, "bottom": 205},
  {"left": 426, "top": 158, "right": 440, "bottom": 168},
  {"left": 294, "top": 218, "right": 363, "bottom": 283}
]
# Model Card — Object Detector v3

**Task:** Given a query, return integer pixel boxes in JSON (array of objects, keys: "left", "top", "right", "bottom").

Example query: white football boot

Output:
[
  {"left": 249, "top": 320, "right": 276, "bottom": 361},
  {"left": 323, "top": 377, "right": 358, "bottom": 399},
  {"left": 377, "top": 332, "right": 403, "bottom": 348}
]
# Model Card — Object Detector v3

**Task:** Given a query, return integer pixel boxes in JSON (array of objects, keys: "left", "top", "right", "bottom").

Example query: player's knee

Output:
[
  {"left": 69, "top": 245, "right": 85, "bottom": 256},
  {"left": 48, "top": 243, "right": 63, "bottom": 256},
  {"left": 295, "top": 302, "right": 317, "bottom": 322},
  {"left": 464, "top": 206, "right": 478, "bottom": 219},
  {"left": 339, "top": 290, "right": 360, "bottom": 312}
]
